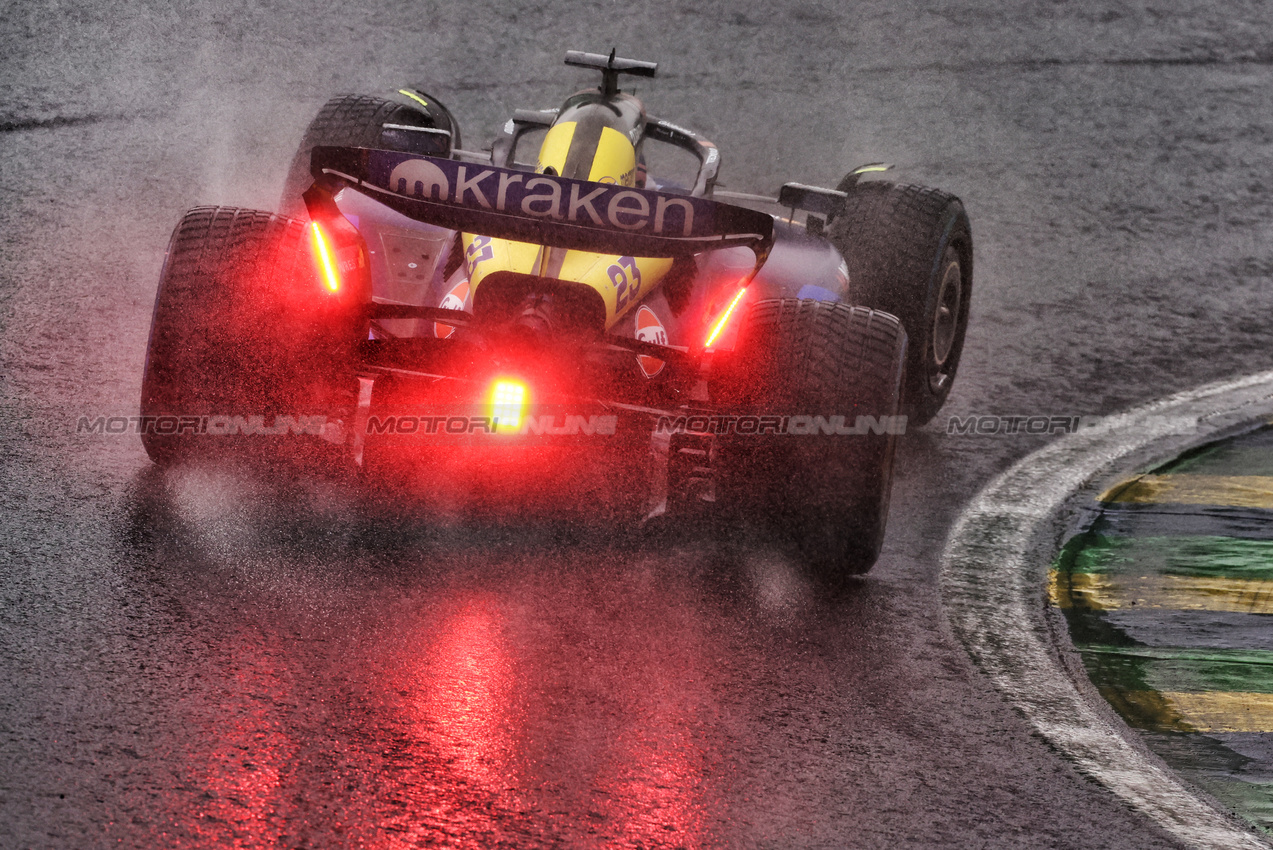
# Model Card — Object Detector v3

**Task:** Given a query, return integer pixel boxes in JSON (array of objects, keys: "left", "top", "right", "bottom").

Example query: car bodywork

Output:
[
  {"left": 300, "top": 57, "right": 869, "bottom": 455},
  {"left": 141, "top": 50, "right": 968, "bottom": 576}
]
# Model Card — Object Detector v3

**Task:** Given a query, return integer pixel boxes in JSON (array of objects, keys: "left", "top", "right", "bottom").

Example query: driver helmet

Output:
[{"left": 535, "top": 93, "right": 644, "bottom": 188}]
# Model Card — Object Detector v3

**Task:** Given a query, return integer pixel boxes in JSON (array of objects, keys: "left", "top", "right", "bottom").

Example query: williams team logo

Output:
[{"left": 388, "top": 158, "right": 451, "bottom": 201}]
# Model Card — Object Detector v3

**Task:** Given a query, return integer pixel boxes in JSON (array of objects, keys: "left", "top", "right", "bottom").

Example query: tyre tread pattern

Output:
[
  {"left": 140, "top": 206, "right": 351, "bottom": 464},
  {"left": 830, "top": 181, "right": 972, "bottom": 425},
  {"left": 714, "top": 299, "right": 906, "bottom": 576},
  {"left": 279, "top": 94, "right": 439, "bottom": 216}
]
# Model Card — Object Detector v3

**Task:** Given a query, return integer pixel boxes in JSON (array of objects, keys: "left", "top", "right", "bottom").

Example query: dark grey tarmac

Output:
[{"left": 3, "top": 1, "right": 1272, "bottom": 847}]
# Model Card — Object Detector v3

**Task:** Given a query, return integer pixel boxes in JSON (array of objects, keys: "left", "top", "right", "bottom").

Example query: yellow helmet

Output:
[
  {"left": 459, "top": 90, "right": 667, "bottom": 334},
  {"left": 534, "top": 92, "right": 644, "bottom": 187}
]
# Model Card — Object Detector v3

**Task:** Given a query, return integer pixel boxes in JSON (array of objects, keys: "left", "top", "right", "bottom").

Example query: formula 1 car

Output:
[{"left": 139, "top": 50, "right": 972, "bottom": 577}]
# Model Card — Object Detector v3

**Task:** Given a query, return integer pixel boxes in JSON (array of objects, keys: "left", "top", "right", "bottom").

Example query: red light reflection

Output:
[
  {"left": 176, "top": 636, "right": 295, "bottom": 847},
  {"left": 159, "top": 586, "right": 721, "bottom": 847},
  {"left": 368, "top": 595, "right": 525, "bottom": 849},
  {"left": 410, "top": 598, "right": 517, "bottom": 788},
  {"left": 594, "top": 725, "right": 709, "bottom": 846}
]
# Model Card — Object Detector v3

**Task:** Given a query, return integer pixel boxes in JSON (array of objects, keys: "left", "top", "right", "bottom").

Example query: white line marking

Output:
[{"left": 942, "top": 370, "right": 1273, "bottom": 849}]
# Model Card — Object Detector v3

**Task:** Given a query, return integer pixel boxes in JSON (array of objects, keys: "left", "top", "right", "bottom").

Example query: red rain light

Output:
[
  {"left": 490, "top": 380, "right": 528, "bottom": 431},
  {"left": 309, "top": 221, "right": 341, "bottom": 292},
  {"left": 704, "top": 286, "right": 748, "bottom": 349}
]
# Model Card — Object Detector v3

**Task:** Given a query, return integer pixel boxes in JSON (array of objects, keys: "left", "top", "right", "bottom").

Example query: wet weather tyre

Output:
[
  {"left": 279, "top": 92, "right": 459, "bottom": 217},
  {"left": 714, "top": 300, "right": 907, "bottom": 578},
  {"left": 829, "top": 181, "right": 972, "bottom": 426},
  {"left": 139, "top": 207, "right": 360, "bottom": 466}
]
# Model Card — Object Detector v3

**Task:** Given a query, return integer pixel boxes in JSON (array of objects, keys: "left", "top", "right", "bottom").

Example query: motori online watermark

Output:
[
  {"left": 75, "top": 413, "right": 908, "bottom": 438},
  {"left": 78, "top": 412, "right": 1194, "bottom": 440},
  {"left": 366, "top": 414, "right": 618, "bottom": 436},
  {"left": 945, "top": 414, "right": 1199, "bottom": 435},
  {"left": 78, "top": 414, "right": 330, "bottom": 436},
  {"left": 75, "top": 413, "right": 621, "bottom": 438},
  {"left": 655, "top": 414, "right": 908, "bottom": 436}
]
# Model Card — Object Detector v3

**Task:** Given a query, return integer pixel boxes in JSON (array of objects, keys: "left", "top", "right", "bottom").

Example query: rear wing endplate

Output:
[{"left": 310, "top": 146, "right": 773, "bottom": 273}]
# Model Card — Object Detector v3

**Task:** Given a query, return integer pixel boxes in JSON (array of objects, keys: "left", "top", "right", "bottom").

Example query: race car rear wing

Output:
[{"left": 309, "top": 146, "right": 774, "bottom": 275}]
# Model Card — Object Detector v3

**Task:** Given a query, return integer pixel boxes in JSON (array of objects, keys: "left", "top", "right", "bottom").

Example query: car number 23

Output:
[{"left": 608, "top": 256, "right": 642, "bottom": 312}]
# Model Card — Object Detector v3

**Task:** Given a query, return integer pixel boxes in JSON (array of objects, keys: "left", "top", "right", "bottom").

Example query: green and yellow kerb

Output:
[{"left": 1052, "top": 426, "right": 1273, "bottom": 833}]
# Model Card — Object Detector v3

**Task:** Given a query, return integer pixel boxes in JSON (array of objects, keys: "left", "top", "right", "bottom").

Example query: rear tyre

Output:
[
  {"left": 279, "top": 90, "right": 461, "bottom": 217},
  {"left": 139, "top": 207, "right": 361, "bottom": 466},
  {"left": 829, "top": 181, "right": 972, "bottom": 426},
  {"left": 714, "top": 300, "right": 907, "bottom": 578}
]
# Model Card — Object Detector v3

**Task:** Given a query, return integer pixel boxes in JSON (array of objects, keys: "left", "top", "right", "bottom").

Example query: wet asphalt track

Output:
[{"left": 3, "top": 1, "right": 1273, "bottom": 847}]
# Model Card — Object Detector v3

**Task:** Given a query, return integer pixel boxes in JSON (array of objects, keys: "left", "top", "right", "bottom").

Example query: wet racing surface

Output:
[{"left": 4, "top": 1, "right": 1273, "bottom": 847}]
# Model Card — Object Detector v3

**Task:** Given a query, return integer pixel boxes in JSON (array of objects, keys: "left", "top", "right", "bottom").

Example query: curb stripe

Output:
[
  {"left": 1089, "top": 689, "right": 1273, "bottom": 734},
  {"left": 1165, "top": 692, "right": 1273, "bottom": 733},
  {"left": 1081, "top": 645, "right": 1273, "bottom": 666},
  {"left": 1088, "top": 505, "right": 1273, "bottom": 543},
  {"left": 1060, "top": 426, "right": 1273, "bottom": 828},
  {"left": 1080, "top": 647, "right": 1273, "bottom": 699},
  {"left": 943, "top": 369, "right": 1273, "bottom": 850},
  {"left": 1052, "top": 570, "right": 1273, "bottom": 614},
  {"left": 1102, "top": 475, "right": 1273, "bottom": 509},
  {"left": 1064, "top": 535, "right": 1273, "bottom": 581}
]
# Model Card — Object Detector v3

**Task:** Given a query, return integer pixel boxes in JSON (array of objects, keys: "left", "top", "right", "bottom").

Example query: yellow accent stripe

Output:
[
  {"left": 1099, "top": 474, "right": 1273, "bottom": 508},
  {"left": 705, "top": 287, "right": 748, "bottom": 348},
  {"left": 309, "top": 222, "right": 341, "bottom": 292},
  {"left": 536, "top": 121, "right": 576, "bottom": 175},
  {"left": 1163, "top": 691, "right": 1273, "bottom": 733},
  {"left": 397, "top": 89, "right": 430, "bottom": 110},
  {"left": 1049, "top": 570, "right": 1273, "bottom": 614},
  {"left": 1046, "top": 568, "right": 1062, "bottom": 607},
  {"left": 588, "top": 125, "right": 637, "bottom": 186}
]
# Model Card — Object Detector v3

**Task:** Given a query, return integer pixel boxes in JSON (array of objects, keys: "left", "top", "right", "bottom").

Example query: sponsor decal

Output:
[
  {"left": 634, "top": 305, "right": 667, "bottom": 377},
  {"left": 658, "top": 120, "right": 698, "bottom": 138},
  {"left": 464, "top": 235, "right": 494, "bottom": 273},
  {"left": 388, "top": 158, "right": 451, "bottom": 201},
  {"left": 311, "top": 147, "right": 773, "bottom": 260},
  {"left": 435, "top": 278, "right": 471, "bottom": 338},
  {"left": 378, "top": 153, "right": 718, "bottom": 239}
]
